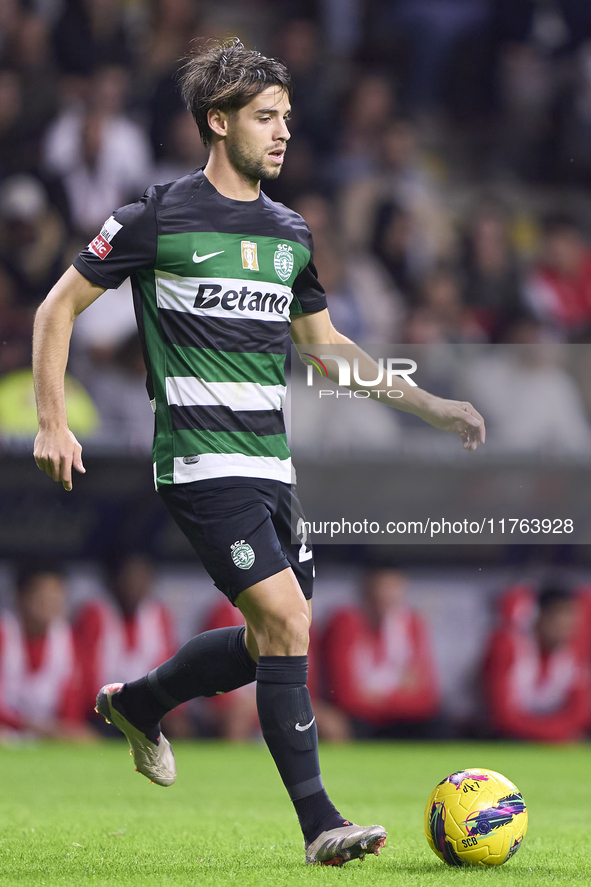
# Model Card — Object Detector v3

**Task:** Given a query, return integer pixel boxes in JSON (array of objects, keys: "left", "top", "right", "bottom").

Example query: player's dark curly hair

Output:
[{"left": 179, "top": 38, "right": 292, "bottom": 148}]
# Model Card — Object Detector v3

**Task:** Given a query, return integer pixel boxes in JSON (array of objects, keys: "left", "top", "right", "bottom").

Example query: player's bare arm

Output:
[
  {"left": 33, "top": 266, "right": 105, "bottom": 491},
  {"left": 290, "top": 309, "right": 485, "bottom": 451}
]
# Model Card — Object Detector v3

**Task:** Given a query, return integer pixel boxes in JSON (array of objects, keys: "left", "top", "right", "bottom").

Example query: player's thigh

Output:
[
  {"left": 237, "top": 483, "right": 314, "bottom": 655},
  {"left": 236, "top": 483, "right": 314, "bottom": 656},
  {"left": 158, "top": 478, "right": 291, "bottom": 605}
]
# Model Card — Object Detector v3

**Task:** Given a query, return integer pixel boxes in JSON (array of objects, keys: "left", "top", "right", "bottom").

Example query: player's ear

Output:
[{"left": 208, "top": 108, "right": 228, "bottom": 139}]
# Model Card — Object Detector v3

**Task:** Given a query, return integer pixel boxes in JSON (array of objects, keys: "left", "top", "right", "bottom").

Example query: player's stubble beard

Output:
[{"left": 225, "top": 132, "right": 284, "bottom": 185}]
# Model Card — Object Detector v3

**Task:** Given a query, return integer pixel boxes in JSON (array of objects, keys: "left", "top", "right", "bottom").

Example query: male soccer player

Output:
[{"left": 32, "top": 39, "right": 485, "bottom": 866}]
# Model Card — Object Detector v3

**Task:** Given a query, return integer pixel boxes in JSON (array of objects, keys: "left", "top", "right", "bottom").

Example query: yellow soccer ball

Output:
[{"left": 424, "top": 768, "right": 528, "bottom": 866}]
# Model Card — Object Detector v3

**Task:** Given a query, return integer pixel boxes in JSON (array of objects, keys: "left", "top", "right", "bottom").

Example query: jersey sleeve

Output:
[
  {"left": 73, "top": 196, "right": 158, "bottom": 290},
  {"left": 290, "top": 228, "right": 327, "bottom": 316}
]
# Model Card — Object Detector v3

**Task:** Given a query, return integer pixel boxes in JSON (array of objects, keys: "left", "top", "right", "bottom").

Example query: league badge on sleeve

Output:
[{"left": 88, "top": 215, "right": 123, "bottom": 259}]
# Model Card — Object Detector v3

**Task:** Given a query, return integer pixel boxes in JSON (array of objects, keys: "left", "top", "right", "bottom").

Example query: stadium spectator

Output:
[
  {"left": 141, "top": 0, "right": 200, "bottom": 82},
  {"left": 482, "top": 584, "right": 591, "bottom": 743},
  {"left": 52, "top": 0, "right": 134, "bottom": 76},
  {"left": 496, "top": 583, "right": 536, "bottom": 632},
  {"left": 82, "top": 332, "right": 154, "bottom": 453},
  {"left": 459, "top": 202, "right": 524, "bottom": 339},
  {"left": 0, "top": 364, "right": 99, "bottom": 438},
  {"left": 74, "top": 553, "right": 176, "bottom": 721},
  {"left": 462, "top": 320, "right": 591, "bottom": 455},
  {"left": 576, "top": 585, "right": 591, "bottom": 653},
  {"left": 341, "top": 120, "right": 451, "bottom": 299},
  {"left": 398, "top": 306, "right": 447, "bottom": 344},
  {"left": 319, "top": 0, "right": 364, "bottom": 58},
  {"left": 560, "top": 44, "right": 591, "bottom": 185},
  {"left": 141, "top": 0, "right": 201, "bottom": 161},
  {"left": 42, "top": 65, "right": 153, "bottom": 237},
  {"left": 69, "top": 277, "right": 138, "bottom": 371},
  {"left": 0, "top": 561, "right": 89, "bottom": 739},
  {"left": 292, "top": 193, "right": 401, "bottom": 342},
  {"left": 384, "top": 0, "right": 492, "bottom": 114},
  {"left": 0, "top": 267, "right": 31, "bottom": 373},
  {"left": 419, "top": 265, "right": 487, "bottom": 344},
  {"left": 0, "top": 69, "right": 28, "bottom": 176},
  {"left": 369, "top": 201, "right": 418, "bottom": 302},
  {"left": 1, "top": 11, "right": 59, "bottom": 172},
  {"left": 0, "top": 174, "right": 67, "bottom": 306},
  {"left": 313, "top": 239, "right": 373, "bottom": 341},
  {"left": 331, "top": 73, "right": 396, "bottom": 184},
  {"left": 0, "top": 214, "right": 99, "bottom": 438},
  {"left": 152, "top": 109, "right": 208, "bottom": 185},
  {"left": 274, "top": 19, "right": 336, "bottom": 155},
  {"left": 322, "top": 568, "right": 441, "bottom": 738},
  {"left": 523, "top": 214, "right": 591, "bottom": 338}
]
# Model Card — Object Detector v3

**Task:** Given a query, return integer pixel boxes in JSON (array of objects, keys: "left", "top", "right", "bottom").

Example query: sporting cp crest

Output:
[
  {"left": 230, "top": 540, "right": 256, "bottom": 570},
  {"left": 273, "top": 243, "right": 294, "bottom": 282}
]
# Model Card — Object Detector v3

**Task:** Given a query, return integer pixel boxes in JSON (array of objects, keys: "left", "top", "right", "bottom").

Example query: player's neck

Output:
[{"left": 203, "top": 154, "right": 261, "bottom": 202}]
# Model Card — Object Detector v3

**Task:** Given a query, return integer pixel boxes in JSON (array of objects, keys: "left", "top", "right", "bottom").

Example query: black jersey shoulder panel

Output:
[{"left": 150, "top": 170, "right": 313, "bottom": 250}]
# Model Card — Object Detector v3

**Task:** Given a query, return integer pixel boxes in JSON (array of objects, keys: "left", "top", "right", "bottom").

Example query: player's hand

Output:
[
  {"left": 33, "top": 426, "right": 86, "bottom": 491},
  {"left": 420, "top": 397, "right": 486, "bottom": 451}
]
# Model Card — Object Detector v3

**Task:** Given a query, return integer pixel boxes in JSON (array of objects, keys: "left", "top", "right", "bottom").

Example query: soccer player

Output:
[{"left": 32, "top": 39, "right": 485, "bottom": 866}]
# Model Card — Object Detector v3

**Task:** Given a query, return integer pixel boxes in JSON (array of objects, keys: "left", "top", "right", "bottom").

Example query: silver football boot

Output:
[
  {"left": 305, "top": 822, "right": 387, "bottom": 866},
  {"left": 95, "top": 682, "right": 176, "bottom": 787}
]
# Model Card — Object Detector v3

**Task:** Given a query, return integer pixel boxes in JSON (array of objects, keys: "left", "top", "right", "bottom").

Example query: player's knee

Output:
[
  {"left": 282, "top": 610, "right": 310, "bottom": 647},
  {"left": 258, "top": 609, "right": 310, "bottom": 656}
]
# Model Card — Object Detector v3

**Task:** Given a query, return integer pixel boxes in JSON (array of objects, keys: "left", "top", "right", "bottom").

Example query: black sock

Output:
[
  {"left": 293, "top": 791, "right": 351, "bottom": 846},
  {"left": 256, "top": 655, "right": 345, "bottom": 845},
  {"left": 116, "top": 625, "right": 256, "bottom": 736}
]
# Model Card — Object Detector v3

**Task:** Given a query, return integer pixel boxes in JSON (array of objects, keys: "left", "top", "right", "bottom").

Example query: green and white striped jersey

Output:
[{"left": 74, "top": 170, "right": 327, "bottom": 487}]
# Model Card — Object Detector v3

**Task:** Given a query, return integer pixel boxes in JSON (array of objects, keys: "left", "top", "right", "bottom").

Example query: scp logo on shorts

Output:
[{"left": 230, "top": 540, "right": 255, "bottom": 570}]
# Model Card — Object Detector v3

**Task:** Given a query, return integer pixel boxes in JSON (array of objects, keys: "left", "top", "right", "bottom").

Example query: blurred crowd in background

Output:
[
  {"left": 0, "top": 557, "right": 590, "bottom": 744},
  {"left": 3, "top": 0, "right": 591, "bottom": 745},
  {"left": 3, "top": 0, "right": 591, "bottom": 445}
]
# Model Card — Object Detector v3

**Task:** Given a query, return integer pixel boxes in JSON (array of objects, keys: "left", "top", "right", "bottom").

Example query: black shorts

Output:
[{"left": 158, "top": 477, "right": 314, "bottom": 605}]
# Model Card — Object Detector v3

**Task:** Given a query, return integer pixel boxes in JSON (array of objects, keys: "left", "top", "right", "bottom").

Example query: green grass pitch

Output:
[{"left": 0, "top": 740, "right": 589, "bottom": 886}]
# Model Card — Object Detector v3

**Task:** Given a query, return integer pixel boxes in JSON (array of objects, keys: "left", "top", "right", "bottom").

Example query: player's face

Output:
[{"left": 225, "top": 86, "right": 291, "bottom": 183}]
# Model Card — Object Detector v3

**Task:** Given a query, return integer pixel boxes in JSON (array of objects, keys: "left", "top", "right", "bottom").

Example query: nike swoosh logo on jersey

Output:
[
  {"left": 295, "top": 717, "right": 315, "bottom": 732},
  {"left": 192, "top": 250, "right": 225, "bottom": 263}
]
